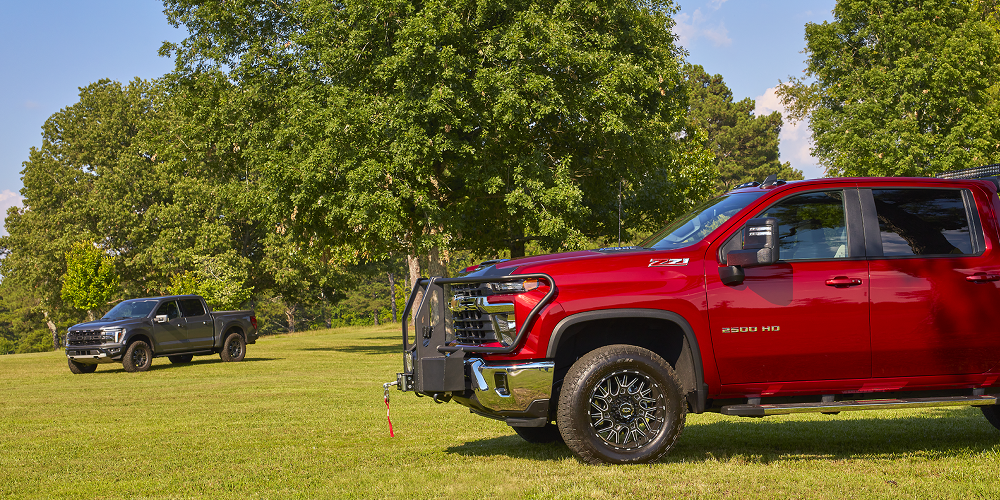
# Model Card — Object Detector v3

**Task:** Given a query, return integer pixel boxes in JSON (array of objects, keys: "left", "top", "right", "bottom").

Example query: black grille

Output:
[
  {"left": 67, "top": 330, "right": 104, "bottom": 346},
  {"left": 448, "top": 283, "right": 499, "bottom": 345}
]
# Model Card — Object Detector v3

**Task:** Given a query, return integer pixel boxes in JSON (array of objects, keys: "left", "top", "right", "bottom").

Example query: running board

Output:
[{"left": 721, "top": 395, "right": 997, "bottom": 417}]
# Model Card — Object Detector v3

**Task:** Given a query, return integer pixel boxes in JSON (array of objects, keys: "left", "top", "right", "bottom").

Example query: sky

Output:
[{"left": 0, "top": 0, "right": 837, "bottom": 234}]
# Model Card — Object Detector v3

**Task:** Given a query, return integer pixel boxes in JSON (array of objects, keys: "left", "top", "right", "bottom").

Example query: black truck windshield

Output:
[
  {"left": 641, "top": 192, "right": 764, "bottom": 250},
  {"left": 102, "top": 299, "right": 159, "bottom": 320}
]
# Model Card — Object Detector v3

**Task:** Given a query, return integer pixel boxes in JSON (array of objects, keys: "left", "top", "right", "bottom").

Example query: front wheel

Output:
[
  {"left": 557, "top": 344, "right": 686, "bottom": 465},
  {"left": 68, "top": 359, "right": 97, "bottom": 374},
  {"left": 220, "top": 332, "right": 246, "bottom": 362},
  {"left": 122, "top": 341, "right": 152, "bottom": 372}
]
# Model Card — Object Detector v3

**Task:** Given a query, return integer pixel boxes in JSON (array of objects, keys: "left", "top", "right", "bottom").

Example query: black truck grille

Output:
[
  {"left": 67, "top": 330, "right": 104, "bottom": 346},
  {"left": 447, "top": 283, "right": 510, "bottom": 345}
]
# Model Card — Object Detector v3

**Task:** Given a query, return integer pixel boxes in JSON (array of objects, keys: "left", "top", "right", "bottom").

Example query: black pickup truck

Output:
[{"left": 65, "top": 295, "right": 258, "bottom": 373}]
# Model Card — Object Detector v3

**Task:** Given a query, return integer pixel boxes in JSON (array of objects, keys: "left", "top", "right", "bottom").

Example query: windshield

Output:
[
  {"left": 641, "top": 192, "right": 764, "bottom": 250},
  {"left": 101, "top": 299, "right": 159, "bottom": 320}
]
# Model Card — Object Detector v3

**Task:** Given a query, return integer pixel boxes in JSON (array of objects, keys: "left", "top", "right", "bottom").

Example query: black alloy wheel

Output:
[
  {"left": 220, "top": 332, "right": 246, "bottom": 362},
  {"left": 122, "top": 341, "right": 153, "bottom": 372}
]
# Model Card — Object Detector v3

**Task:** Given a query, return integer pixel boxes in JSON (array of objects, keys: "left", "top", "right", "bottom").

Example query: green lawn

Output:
[{"left": 1, "top": 325, "right": 998, "bottom": 499}]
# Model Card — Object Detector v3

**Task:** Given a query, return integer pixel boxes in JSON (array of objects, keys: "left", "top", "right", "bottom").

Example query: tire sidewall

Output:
[
  {"left": 221, "top": 333, "right": 245, "bottom": 362},
  {"left": 558, "top": 345, "right": 686, "bottom": 464},
  {"left": 122, "top": 341, "right": 152, "bottom": 372}
]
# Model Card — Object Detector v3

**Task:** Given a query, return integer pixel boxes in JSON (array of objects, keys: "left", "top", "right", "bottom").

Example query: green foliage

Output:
[
  {"left": 160, "top": 0, "right": 717, "bottom": 257},
  {"left": 60, "top": 240, "right": 119, "bottom": 316},
  {"left": 166, "top": 255, "right": 255, "bottom": 311},
  {"left": 777, "top": 0, "right": 1000, "bottom": 177},
  {"left": 683, "top": 64, "right": 803, "bottom": 191}
]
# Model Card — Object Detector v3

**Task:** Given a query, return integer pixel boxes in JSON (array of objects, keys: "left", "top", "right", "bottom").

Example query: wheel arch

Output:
[
  {"left": 124, "top": 330, "right": 154, "bottom": 353},
  {"left": 546, "top": 308, "right": 707, "bottom": 414}
]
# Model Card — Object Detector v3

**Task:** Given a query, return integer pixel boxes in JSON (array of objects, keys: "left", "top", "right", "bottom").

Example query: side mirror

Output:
[
  {"left": 720, "top": 217, "right": 780, "bottom": 286},
  {"left": 154, "top": 315, "right": 168, "bottom": 324}
]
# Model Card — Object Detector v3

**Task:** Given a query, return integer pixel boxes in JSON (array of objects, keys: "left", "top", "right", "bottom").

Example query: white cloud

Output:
[
  {"left": 673, "top": 9, "right": 732, "bottom": 48},
  {"left": 708, "top": 0, "right": 729, "bottom": 10},
  {"left": 754, "top": 87, "right": 826, "bottom": 179},
  {"left": 0, "top": 190, "right": 23, "bottom": 236}
]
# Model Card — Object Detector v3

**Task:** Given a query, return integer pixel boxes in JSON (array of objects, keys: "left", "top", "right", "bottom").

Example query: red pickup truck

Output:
[{"left": 392, "top": 173, "right": 1000, "bottom": 464}]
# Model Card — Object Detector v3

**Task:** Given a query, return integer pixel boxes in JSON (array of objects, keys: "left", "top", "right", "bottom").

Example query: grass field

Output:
[{"left": 1, "top": 325, "right": 999, "bottom": 499}]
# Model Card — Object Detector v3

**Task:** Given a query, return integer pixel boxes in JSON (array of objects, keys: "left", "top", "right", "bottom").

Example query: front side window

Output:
[
  {"left": 156, "top": 301, "right": 181, "bottom": 320},
  {"left": 757, "top": 190, "right": 848, "bottom": 260},
  {"left": 872, "top": 189, "right": 973, "bottom": 256}
]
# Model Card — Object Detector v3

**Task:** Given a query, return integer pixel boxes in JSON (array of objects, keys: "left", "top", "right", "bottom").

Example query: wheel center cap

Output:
[{"left": 618, "top": 402, "right": 634, "bottom": 419}]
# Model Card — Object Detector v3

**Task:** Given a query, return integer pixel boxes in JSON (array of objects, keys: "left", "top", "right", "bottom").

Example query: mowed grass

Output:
[{"left": 1, "top": 326, "right": 999, "bottom": 499}]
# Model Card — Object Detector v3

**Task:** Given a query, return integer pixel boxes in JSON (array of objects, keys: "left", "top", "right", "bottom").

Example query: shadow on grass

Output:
[
  {"left": 301, "top": 345, "right": 399, "bottom": 355},
  {"left": 446, "top": 435, "right": 574, "bottom": 461},
  {"left": 446, "top": 408, "right": 1000, "bottom": 463}
]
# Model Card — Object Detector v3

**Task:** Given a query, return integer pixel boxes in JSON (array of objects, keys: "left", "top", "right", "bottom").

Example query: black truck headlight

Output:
[{"left": 102, "top": 328, "right": 125, "bottom": 343}]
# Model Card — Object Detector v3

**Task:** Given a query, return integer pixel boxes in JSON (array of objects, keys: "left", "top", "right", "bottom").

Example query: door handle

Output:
[
  {"left": 825, "top": 276, "right": 862, "bottom": 288},
  {"left": 966, "top": 272, "right": 1000, "bottom": 283}
]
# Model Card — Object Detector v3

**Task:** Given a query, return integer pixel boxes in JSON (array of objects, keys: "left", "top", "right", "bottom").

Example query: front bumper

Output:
[
  {"left": 398, "top": 357, "right": 555, "bottom": 426},
  {"left": 66, "top": 345, "right": 123, "bottom": 364}
]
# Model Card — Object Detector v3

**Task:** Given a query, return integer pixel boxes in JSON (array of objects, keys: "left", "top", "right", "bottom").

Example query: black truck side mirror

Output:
[{"left": 720, "top": 217, "right": 780, "bottom": 286}]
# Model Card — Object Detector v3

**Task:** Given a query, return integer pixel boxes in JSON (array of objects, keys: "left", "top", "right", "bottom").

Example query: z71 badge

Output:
[{"left": 649, "top": 258, "right": 689, "bottom": 267}]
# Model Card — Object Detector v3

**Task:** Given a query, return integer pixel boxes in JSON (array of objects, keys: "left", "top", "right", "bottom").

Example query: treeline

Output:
[{"left": 0, "top": 0, "right": 804, "bottom": 354}]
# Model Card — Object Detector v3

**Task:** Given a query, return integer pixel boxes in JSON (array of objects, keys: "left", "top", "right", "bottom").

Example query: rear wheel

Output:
[
  {"left": 982, "top": 405, "right": 1000, "bottom": 431},
  {"left": 512, "top": 423, "right": 564, "bottom": 444},
  {"left": 557, "top": 344, "right": 686, "bottom": 465},
  {"left": 122, "top": 341, "right": 152, "bottom": 372},
  {"left": 68, "top": 359, "right": 97, "bottom": 374},
  {"left": 220, "top": 332, "right": 245, "bottom": 362},
  {"left": 168, "top": 354, "right": 193, "bottom": 364}
]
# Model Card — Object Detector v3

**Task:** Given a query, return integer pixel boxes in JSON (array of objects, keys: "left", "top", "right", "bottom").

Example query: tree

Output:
[
  {"left": 160, "top": 0, "right": 716, "bottom": 280},
  {"left": 777, "top": 0, "right": 1000, "bottom": 177},
  {"left": 683, "top": 64, "right": 803, "bottom": 191},
  {"left": 61, "top": 241, "right": 119, "bottom": 320}
]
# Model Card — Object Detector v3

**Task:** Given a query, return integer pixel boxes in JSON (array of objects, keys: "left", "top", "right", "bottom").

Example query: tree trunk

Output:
[
  {"left": 44, "top": 311, "right": 58, "bottom": 350},
  {"left": 388, "top": 272, "right": 398, "bottom": 323},
  {"left": 284, "top": 302, "right": 297, "bottom": 333},
  {"left": 428, "top": 245, "right": 449, "bottom": 278},
  {"left": 509, "top": 226, "right": 526, "bottom": 258},
  {"left": 407, "top": 253, "right": 422, "bottom": 328}
]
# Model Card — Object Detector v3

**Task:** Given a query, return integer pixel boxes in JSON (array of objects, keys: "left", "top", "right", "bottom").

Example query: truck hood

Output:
[
  {"left": 483, "top": 247, "right": 652, "bottom": 275},
  {"left": 69, "top": 318, "right": 146, "bottom": 330}
]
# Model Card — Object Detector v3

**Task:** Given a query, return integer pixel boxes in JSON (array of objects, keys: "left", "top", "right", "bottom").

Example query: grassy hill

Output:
[{"left": 1, "top": 325, "right": 998, "bottom": 499}]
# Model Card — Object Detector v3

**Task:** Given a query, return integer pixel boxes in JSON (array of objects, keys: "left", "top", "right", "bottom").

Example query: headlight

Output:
[{"left": 102, "top": 327, "right": 125, "bottom": 343}]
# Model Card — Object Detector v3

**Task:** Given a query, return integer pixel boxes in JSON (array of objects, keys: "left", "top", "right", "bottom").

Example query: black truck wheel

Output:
[
  {"left": 512, "top": 423, "right": 564, "bottom": 444},
  {"left": 220, "top": 332, "right": 246, "bottom": 362},
  {"left": 168, "top": 354, "right": 194, "bottom": 364},
  {"left": 556, "top": 344, "right": 686, "bottom": 465},
  {"left": 982, "top": 405, "right": 1000, "bottom": 431},
  {"left": 122, "top": 341, "right": 153, "bottom": 372},
  {"left": 68, "top": 359, "right": 97, "bottom": 374}
]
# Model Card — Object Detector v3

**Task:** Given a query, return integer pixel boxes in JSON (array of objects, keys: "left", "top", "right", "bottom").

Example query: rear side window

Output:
[
  {"left": 757, "top": 190, "right": 849, "bottom": 260},
  {"left": 179, "top": 298, "right": 206, "bottom": 317},
  {"left": 872, "top": 189, "right": 973, "bottom": 256}
]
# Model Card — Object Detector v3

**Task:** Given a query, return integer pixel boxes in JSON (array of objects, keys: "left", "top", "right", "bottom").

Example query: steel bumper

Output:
[{"left": 66, "top": 345, "right": 123, "bottom": 364}]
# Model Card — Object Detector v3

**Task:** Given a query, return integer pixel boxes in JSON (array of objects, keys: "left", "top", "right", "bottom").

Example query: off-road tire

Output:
[
  {"left": 68, "top": 359, "right": 97, "bottom": 374},
  {"left": 168, "top": 354, "right": 194, "bottom": 364},
  {"left": 982, "top": 405, "right": 1000, "bottom": 431},
  {"left": 220, "top": 332, "right": 246, "bottom": 362},
  {"left": 512, "top": 423, "right": 564, "bottom": 444},
  {"left": 122, "top": 341, "right": 153, "bottom": 372},
  {"left": 557, "top": 344, "right": 686, "bottom": 465}
]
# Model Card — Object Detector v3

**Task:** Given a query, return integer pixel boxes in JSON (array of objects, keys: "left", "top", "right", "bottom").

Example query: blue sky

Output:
[{"left": 0, "top": 0, "right": 835, "bottom": 233}]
